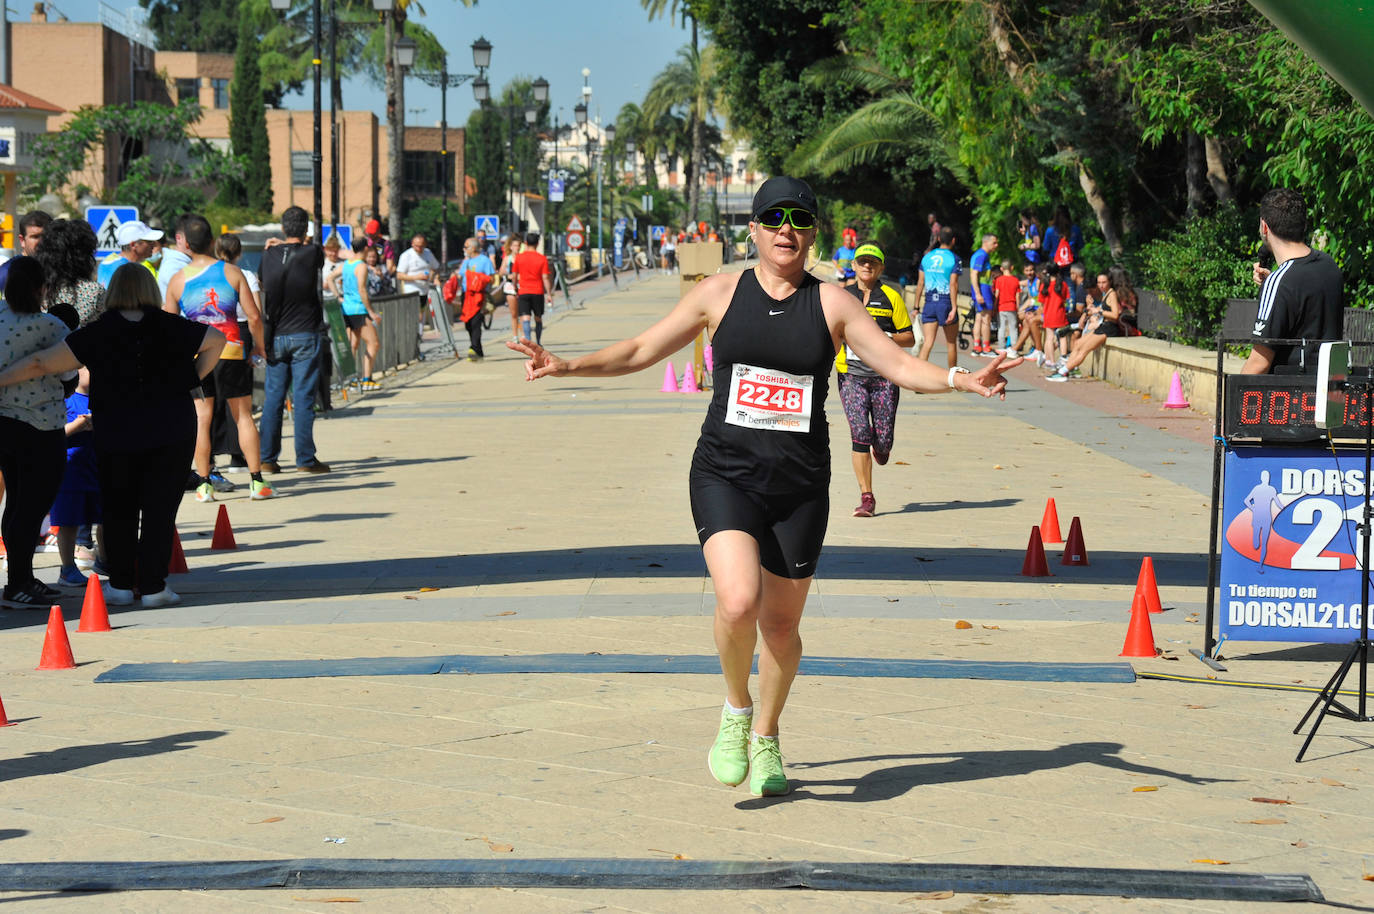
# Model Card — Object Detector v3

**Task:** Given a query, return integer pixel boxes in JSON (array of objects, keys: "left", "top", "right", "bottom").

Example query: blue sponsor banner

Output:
[
  {"left": 1220, "top": 446, "right": 1368, "bottom": 643},
  {"left": 613, "top": 218, "right": 627, "bottom": 268}
]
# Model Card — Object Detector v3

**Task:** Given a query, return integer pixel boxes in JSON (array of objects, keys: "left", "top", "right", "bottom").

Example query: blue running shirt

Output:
[
  {"left": 920, "top": 248, "right": 961, "bottom": 295},
  {"left": 178, "top": 261, "right": 243, "bottom": 359}
]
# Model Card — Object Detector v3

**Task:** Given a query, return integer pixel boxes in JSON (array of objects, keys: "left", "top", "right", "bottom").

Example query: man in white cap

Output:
[{"left": 97, "top": 220, "right": 162, "bottom": 288}]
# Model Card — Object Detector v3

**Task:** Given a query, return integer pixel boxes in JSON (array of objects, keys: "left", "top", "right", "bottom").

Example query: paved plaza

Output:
[{"left": 0, "top": 267, "right": 1370, "bottom": 911}]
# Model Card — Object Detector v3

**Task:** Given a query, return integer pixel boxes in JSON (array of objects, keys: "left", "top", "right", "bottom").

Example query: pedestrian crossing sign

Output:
[
  {"left": 86, "top": 206, "right": 139, "bottom": 257},
  {"left": 474, "top": 214, "right": 499, "bottom": 236}
]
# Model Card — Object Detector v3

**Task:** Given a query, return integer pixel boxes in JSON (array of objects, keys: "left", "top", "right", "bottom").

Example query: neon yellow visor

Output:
[{"left": 853, "top": 243, "right": 884, "bottom": 263}]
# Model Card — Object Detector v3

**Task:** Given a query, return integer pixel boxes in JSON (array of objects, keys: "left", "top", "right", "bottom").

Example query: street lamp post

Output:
[
  {"left": 269, "top": 0, "right": 323, "bottom": 232},
  {"left": 410, "top": 37, "right": 489, "bottom": 269}
]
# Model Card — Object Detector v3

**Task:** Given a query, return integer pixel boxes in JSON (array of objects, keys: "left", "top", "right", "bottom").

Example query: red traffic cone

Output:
[
  {"left": 1040, "top": 497, "right": 1063, "bottom": 544},
  {"left": 660, "top": 361, "right": 679, "bottom": 393},
  {"left": 168, "top": 526, "right": 189, "bottom": 574},
  {"left": 210, "top": 505, "right": 237, "bottom": 550},
  {"left": 0, "top": 692, "right": 16, "bottom": 726},
  {"left": 1164, "top": 371, "right": 1190, "bottom": 409},
  {"left": 1020, "top": 525, "right": 1053, "bottom": 577},
  {"left": 77, "top": 574, "right": 111, "bottom": 633},
  {"left": 1061, "top": 516, "right": 1089, "bottom": 566},
  {"left": 37, "top": 605, "right": 76, "bottom": 670},
  {"left": 1120, "top": 589, "right": 1159, "bottom": 657},
  {"left": 1136, "top": 556, "right": 1163, "bottom": 614}
]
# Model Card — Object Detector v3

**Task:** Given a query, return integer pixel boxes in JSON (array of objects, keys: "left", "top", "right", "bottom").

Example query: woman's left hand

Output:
[{"left": 960, "top": 353, "right": 1023, "bottom": 400}]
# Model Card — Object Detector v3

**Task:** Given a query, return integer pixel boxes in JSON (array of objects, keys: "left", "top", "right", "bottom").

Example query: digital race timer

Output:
[{"left": 1224, "top": 373, "right": 1374, "bottom": 441}]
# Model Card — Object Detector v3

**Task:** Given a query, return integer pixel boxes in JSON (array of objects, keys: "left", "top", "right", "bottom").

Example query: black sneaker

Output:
[
  {"left": 2, "top": 580, "right": 57, "bottom": 609},
  {"left": 208, "top": 471, "right": 237, "bottom": 493}
]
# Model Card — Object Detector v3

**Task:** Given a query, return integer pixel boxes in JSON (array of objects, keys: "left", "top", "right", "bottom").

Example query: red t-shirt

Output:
[
  {"left": 1041, "top": 278, "right": 1070, "bottom": 329},
  {"left": 992, "top": 274, "right": 1021, "bottom": 312},
  {"left": 512, "top": 250, "right": 550, "bottom": 296}
]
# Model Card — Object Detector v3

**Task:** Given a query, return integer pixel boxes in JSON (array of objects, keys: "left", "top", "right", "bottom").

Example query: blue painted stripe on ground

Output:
[{"left": 96, "top": 654, "right": 1135, "bottom": 684}]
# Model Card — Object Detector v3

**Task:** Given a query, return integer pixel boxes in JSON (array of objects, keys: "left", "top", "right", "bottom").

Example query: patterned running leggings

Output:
[{"left": 838, "top": 373, "right": 900, "bottom": 457}]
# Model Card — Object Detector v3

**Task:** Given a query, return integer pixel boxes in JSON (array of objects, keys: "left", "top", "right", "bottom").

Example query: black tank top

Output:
[{"left": 691, "top": 268, "right": 835, "bottom": 493}]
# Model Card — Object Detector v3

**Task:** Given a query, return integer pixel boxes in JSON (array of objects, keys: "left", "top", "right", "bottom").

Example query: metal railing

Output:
[{"left": 367, "top": 292, "right": 423, "bottom": 373}]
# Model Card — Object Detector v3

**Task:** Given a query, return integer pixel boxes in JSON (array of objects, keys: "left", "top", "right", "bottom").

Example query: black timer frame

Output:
[{"left": 1205, "top": 336, "right": 1372, "bottom": 762}]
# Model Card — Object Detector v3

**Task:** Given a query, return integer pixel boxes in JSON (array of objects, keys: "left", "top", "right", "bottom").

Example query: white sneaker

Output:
[
  {"left": 141, "top": 587, "right": 181, "bottom": 608},
  {"left": 102, "top": 583, "right": 135, "bottom": 606}
]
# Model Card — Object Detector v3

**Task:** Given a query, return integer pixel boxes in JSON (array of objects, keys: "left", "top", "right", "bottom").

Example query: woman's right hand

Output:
[{"left": 507, "top": 338, "right": 569, "bottom": 381}]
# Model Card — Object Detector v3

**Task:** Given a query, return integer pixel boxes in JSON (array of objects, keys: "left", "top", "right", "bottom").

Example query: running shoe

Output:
[
  {"left": 1, "top": 579, "right": 57, "bottom": 609},
  {"left": 141, "top": 587, "right": 181, "bottom": 608},
  {"left": 748, "top": 734, "right": 789, "bottom": 797},
  {"left": 1047, "top": 369, "right": 1069, "bottom": 383},
  {"left": 37, "top": 531, "right": 59, "bottom": 553},
  {"left": 361, "top": 379, "right": 380, "bottom": 391},
  {"left": 853, "top": 492, "right": 876, "bottom": 517},
  {"left": 872, "top": 446, "right": 890, "bottom": 466},
  {"left": 102, "top": 583, "right": 135, "bottom": 606},
  {"left": 707, "top": 706, "right": 753, "bottom": 787},
  {"left": 74, "top": 545, "right": 96, "bottom": 570},
  {"left": 209, "top": 471, "right": 236, "bottom": 493},
  {"left": 195, "top": 481, "right": 215, "bottom": 503},
  {"left": 57, "top": 566, "right": 88, "bottom": 589},
  {"left": 250, "top": 479, "right": 275, "bottom": 500}
]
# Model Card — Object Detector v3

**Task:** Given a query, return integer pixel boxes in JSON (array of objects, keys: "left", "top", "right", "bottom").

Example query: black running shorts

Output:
[
  {"left": 517, "top": 293, "right": 545, "bottom": 318},
  {"left": 206, "top": 358, "right": 253, "bottom": 400},
  {"left": 689, "top": 470, "right": 829, "bottom": 579}
]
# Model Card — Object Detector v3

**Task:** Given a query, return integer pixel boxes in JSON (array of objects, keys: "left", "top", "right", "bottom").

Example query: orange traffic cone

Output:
[
  {"left": 660, "top": 361, "right": 679, "bottom": 393},
  {"left": 1040, "top": 497, "right": 1063, "bottom": 544},
  {"left": 1020, "top": 525, "right": 1053, "bottom": 577},
  {"left": 1061, "top": 516, "right": 1089, "bottom": 565},
  {"left": 37, "top": 605, "right": 76, "bottom": 670},
  {"left": 168, "top": 526, "right": 189, "bottom": 574},
  {"left": 1120, "top": 589, "right": 1159, "bottom": 657},
  {"left": 77, "top": 574, "right": 111, "bottom": 633},
  {"left": 0, "top": 692, "right": 15, "bottom": 726},
  {"left": 210, "top": 505, "right": 237, "bottom": 550},
  {"left": 1136, "top": 556, "right": 1163, "bottom": 614}
]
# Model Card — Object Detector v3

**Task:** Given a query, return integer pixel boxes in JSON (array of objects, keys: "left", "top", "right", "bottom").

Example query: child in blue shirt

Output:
[{"left": 52, "top": 368, "right": 105, "bottom": 588}]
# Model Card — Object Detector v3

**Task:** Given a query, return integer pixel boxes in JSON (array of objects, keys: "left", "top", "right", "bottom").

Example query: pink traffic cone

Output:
[
  {"left": 660, "top": 361, "right": 679, "bottom": 393},
  {"left": 682, "top": 365, "right": 700, "bottom": 393},
  {"left": 1164, "top": 371, "right": 1190, "bottom": 409},
  {"left": 703, "top": 344, "right": 714, "bottom": 373}
]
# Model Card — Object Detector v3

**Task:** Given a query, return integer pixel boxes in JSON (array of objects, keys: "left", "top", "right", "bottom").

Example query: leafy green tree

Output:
[
  {"left": 25, "top": 100, "right": 240, "bottom": 226},
  {"left": 141, "top": 0, "right": 239, "bottom": 53},
  {"left": 220, "top": 13, "right": 273, "bottom": 213},
  {"left": 463, "top": 105, "right": 505, "bottom": 217},
  {"left": 644, "top": 44, "right": 720, "bottom": 222}
]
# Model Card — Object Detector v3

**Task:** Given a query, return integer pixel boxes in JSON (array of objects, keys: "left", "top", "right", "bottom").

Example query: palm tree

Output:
[{"left": 644, "top": 44, "right": 718, "bottom": 222}]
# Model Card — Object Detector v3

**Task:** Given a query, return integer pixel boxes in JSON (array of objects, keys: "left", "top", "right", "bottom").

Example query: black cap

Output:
[{"left": 751, "top": 176, "right": 818, "bottom": 218}]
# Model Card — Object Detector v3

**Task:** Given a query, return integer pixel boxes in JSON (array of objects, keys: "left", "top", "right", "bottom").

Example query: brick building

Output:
[{"left": 11, "top": 7, "right": 464, "bottom": 229}]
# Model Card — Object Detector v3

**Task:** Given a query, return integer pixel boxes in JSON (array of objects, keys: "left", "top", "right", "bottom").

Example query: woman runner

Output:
[{"left": 508, "top": 177, "right": 1019, "bottom": 797}]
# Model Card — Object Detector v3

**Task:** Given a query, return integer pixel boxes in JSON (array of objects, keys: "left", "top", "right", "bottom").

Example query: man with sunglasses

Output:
[{"left": 508, "top": 176, "right": 1019, "bottom": 798}]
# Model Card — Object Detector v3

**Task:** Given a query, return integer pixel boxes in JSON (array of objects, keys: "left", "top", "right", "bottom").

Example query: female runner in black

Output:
[{"left": 508, "top": 177, "right": 1019, "bottom": 796}]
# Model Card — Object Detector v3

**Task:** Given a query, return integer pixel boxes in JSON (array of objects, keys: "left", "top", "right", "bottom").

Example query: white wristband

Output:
[{"left": 948, "top": 366, "right": 971, "bottom": 390}]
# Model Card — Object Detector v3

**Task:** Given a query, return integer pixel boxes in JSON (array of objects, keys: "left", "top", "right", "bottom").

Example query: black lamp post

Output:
[{"left": 410, "top": 36, "right": 490, "bottom": 268}]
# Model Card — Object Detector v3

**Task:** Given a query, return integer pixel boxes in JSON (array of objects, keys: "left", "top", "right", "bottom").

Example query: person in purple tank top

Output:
[{"left": 507, "top": 177, "right": 1021, "bottom": 798}]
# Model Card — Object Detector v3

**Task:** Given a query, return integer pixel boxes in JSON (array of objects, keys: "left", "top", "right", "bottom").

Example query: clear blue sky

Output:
[{"left": 55, "top": 0, "right": 692, "bottom": 128}]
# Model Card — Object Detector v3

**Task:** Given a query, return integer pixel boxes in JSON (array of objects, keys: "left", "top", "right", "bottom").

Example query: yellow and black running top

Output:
[{"left": 835, "top": 281, "right": 911, "bottom": 377}]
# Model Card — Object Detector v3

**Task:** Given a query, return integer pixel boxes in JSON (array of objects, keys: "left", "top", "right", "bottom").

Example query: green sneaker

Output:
[
  {"left": 194, "top": 481, "right": 215, "bottom": 504},
  {"left": 749, "top": 734, "right": 789, "bottom": 797},
  {"left": 707, "top": 706, "right": 752, "bottom": 787}
]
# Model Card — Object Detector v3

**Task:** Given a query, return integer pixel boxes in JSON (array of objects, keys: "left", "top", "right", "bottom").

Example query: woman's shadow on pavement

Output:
[{"left": 735, "top": 741, "right": 1237, "bottom": 809}]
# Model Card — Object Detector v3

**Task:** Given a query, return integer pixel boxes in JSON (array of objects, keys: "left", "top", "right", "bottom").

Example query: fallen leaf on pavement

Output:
[
  {"left": 894, "top": 460, "right": 910, "bottom": 465},
  {"left": 293, "top": 898, "right": 360, "bottom": 903},
  {"left": 1319, "top": 777, "right": 1347, "bottom": 788},
  {"left": 908, "top": 891, "right": 955, "bottom": 900},
  {"left": 1242, "top": 818, "right": 1286, "bottom": 825},
  {"left": 982, "top": 624, "right": 1001, "bottom": 630},
  {"left": 493, "top": 611, "right": 517, "bottom": 616},
  {"left": 1291, "top": 840, "right": 1308, "bottom": 848},
  {"left": 993, "top": 464, "right": 1004, "bottom": 470},
  {"left": 485, "top": 839, "right": 514, "bottom": 853},
  {"left": 954, "top": 620, "right": 973, "bottom": 630},
  {"left": 1191, "top": 859, "right": 1230, "bottom": 865},
  {"left": 1185, "top": 705, "right": 1211, "bottom": 709},
  {"left": 418, "top": 587, "right": 439, "bottom": 592},
  {"left": 1132, "top": 786, "right": 1159, "bottom": 793},
  {"left": 1251, "top": 797, "right": 1294, "bottom": 805},
  {"left": 403, "top": 595, "right": 418, "bottom": 600},
  {"left": 251, "top": 817, "right": 284, "bottom": 824}
]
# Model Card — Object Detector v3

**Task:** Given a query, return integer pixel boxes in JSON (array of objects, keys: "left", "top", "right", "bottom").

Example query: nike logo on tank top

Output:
[{"left": 691, "top": 269, "right": 835, "bottom": 494}]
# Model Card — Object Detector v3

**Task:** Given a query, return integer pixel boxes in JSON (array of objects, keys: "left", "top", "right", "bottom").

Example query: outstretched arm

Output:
[
  {"left": 507, "top": 273, "right": 722, "bottom": 381},
  {"left": 827, "top": 285, "right": 1020, "bottom": 397}
]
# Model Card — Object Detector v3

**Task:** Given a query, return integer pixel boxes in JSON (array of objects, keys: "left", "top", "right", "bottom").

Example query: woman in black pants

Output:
[
  {"left": 0, "top": 264, "right": 223, "bottom": 608},
  {"left": 0, "top": 258, "right": 70, "bottom": 608}
]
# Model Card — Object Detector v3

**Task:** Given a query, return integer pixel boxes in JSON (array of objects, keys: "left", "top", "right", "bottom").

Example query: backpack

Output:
[{"left": 1053, "top": 235, "right": 1073, "bottom": 267}]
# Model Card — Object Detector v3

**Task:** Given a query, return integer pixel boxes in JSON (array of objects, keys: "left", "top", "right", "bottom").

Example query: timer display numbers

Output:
[{"left": 1225, "top": 375, "right": 1373, "bottom": 441}]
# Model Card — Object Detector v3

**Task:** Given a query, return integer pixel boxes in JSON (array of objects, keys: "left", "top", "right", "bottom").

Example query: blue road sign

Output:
[
  {"left": 650, "top": 225, "right": 666, "bottom": 241},
  {"left": 86, "top": 206, "right": 140, "bottom": 256},
  {"left": 549, "top": 177, "right": 565, "bottom": 203},
  {"left": 321, "top": 225, "right": 353, "bottom": 249},
  {"left": 474, "top": 214, "right": 500, "bottom": 237}
]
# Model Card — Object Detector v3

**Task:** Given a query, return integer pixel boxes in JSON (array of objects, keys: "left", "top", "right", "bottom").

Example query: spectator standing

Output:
[
  {"left": 321, "top": 235, "right": 344, "bottom": 306},
  {"left": 511, "top": 231, "right": 552, "bottom": 344},
  {"left": 363, "top": 218, "right": 396, "bottom": 275},
  {"left": 0, "top": 211, "right": 51, "bottom": 291},
  {"left": 165, "top": 215, "right": 272, "bottom": 502},
  {"left": 363, "top": 245, "right": 394, "bottom": 298},
  {"left": 35, "top": 219, "right": 105, "bottom": 329},
  {"left": 0, "top": 258, "right": 69, "bottom": 607},
  {"left": 0, "top": 264, "right": 225, "bottom": 607},
  {"left": 1243, "top": 188, "right": 1344, "bottom": 375},
  {"left": 156, "top": 215, "right": 195, "bottom": 300},
  {"left": 1041, "top": 206, "right": 1084, "bottom": 267},
  {"left": 258, "top": 206, "right": 331, "bottom": 474},
  {"left": 968, "top": 234, "right": 998, "bottom": 355},
  {"left": 97, "top": 220, "right": 161, "bottom": 287},
  {"left": 340, "top": 238, "right": 382, "bottom": 387},
  {"left": 660, "top": 232, "right": 676, "bottom": 275},
  {"left": 475, "top": 229, "right": 497, "bottom": 260},
  {"left": 497, "top": 235, "right": 522, "bottom": 338},
  {"left": 1017, "top": 210, "right": 1042, "bottom": 264},
  {"left": 991, "top": 260, "right": 1021, "bottom": 354},
  {"left": 923, "top": 213, "right": 942, "bottom": 252},
  {"left": 914, "top": 226, "right": 962, "bottom": 370},
  {"left": 1039, "top": 264, "right": 1072, "bottom": 369},
  {"left": 832, "top": 227, "right": 857, "bottom": 283},
  {"left": 396, "top": 233, "right": 440, "bottom": 334}
]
